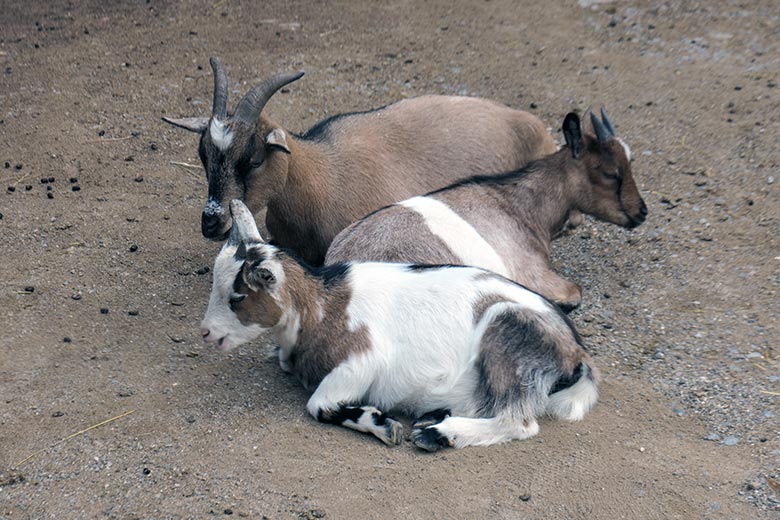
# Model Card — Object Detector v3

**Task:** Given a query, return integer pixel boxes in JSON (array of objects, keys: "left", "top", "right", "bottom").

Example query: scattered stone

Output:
[
  {"left": 69, "top": 177, "right": 78, "bottom": 183},
  {"left": 72, "top": 185, "right": 81, "bottom": 192},
  {"left": 52, "top": 411, "right": 64, "bottom": 417},
  {"left": 48, "top": 176, "right": 55, "bottom": 183},
  {"left": 142, "top": 467, "right": 151, "bottom": 475},
  {"left": 63, "top": 337, "right": 71, "bottom": 343},
  {"left": 40, "top": 177, "right": 48, "bottom": 184},
  {"left": 196, "top": 266, "right": 210, "bottom": 275},
  {"left": 3, "top": 161, "right": 9, "bottom": 168},
  {"left": 7, "top": 186, "right": 15, "bottom": 192},
  {"left": 47, "top": 192, "right": 54, "bottom": 199},
  {"left": 46, "top": 185, "right": 52, "bottom": 191},
  {"left": 134, "top": 176, "right": 144, "bottom": 182},
  {"left": 15, "top": 163, "right": 22, "bottom": 170},
  {"left": 704, "top": 432, "right": 721, "bottom": 442},
  {"left": 98, "top": 130, "right": 105, "bottom": 137},
  {"left": 519, "top": 493, "right": 532, "bottom": 502},
  {"left": 71, "top": 293, "right": 82, "bottom": 300},
  {"left": 128, "top": 310, "right": 139, "bottom": 316},
  {"left": 100, "top": 308, "right": 109, "bottom": 314},
  {"left": 652, "top": 350, "right": 665, "bottom": 360},
  {"left": 24, "top": 286, "right": 34, "bottom": 293},
  {"left": 150, "top": 143, "right": 158, "bottom": 151},
  {"left": 224, "top": 509, "right": 233, "bottom": 516},
  {"left": 722, "top": 436, "right": 740, "bottom": 446},
  {"left": 124, "top": 155, "right": 134, "bottom": 162},
  {"left": 25, "top": 185, "right": 32, "bottom": 190},
  {"left": 529, "top": 102, "right": 538, "bottom": 109},
  {"left": 747, "top": 480, "right": 762, "bottom": 491},
  {"left": 129, "top": 244, "right": 138, "bottom": 252}
]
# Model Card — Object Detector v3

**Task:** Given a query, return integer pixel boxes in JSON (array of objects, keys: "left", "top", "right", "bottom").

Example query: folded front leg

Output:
[{"left": 306, "top": 362, "right": 403, "bottom": 446}]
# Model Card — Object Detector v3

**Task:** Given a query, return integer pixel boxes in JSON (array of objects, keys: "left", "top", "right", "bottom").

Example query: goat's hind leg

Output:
[{"left": 412, "top": 414, "right": 539, "bottom": 452}]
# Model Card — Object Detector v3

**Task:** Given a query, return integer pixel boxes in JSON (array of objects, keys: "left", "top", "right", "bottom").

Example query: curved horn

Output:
[
  {"left": 210, "top": 57, "right": 228, "bottom": 121},
  {"left": 234, "top": 71, "right": 305, "bottom": 125},
  {"left": 600, "top": 107, "right": 616, "bottom": 136},
  {"left": 590, "top": 112, "right": 611, "bottom": 142},
  {"left": 229, "top": 200, "right": 264, "bottom": 244}
]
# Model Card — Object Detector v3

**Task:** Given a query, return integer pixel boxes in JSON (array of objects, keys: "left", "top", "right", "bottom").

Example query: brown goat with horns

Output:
[{"left": 163, "top": 58, "right": 557, "bottom": 265}]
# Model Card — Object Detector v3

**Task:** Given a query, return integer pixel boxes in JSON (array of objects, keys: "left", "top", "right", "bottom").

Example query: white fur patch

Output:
[
  {"left": 201, "top": 244, "right": 267, "bottom": 351},
  {"left": 617, "top": 137, "right": 632, "bottom": 162},
  {"left": 203, "top": 197, "right": 225, "bottom": 217},
  {"left": 400, "top": 196, "right": 510, "bottom": 278},
  {"left": 209, "top": 118, "right": 233, "bottom": 151},
  {"left": 546, "top": 367, "right": 598, "bottom": 421}
]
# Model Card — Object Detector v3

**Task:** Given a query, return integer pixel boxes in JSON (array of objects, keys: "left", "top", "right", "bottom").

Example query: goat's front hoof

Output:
[
  {"left": 556, "top": 299, "right": 581, "bottom": 314},
  {"left": 380, "top": 418, "right": 404, "bottom": 446},
  {"left": 412, "top": 427, "right": 451, "bottom": 452}
]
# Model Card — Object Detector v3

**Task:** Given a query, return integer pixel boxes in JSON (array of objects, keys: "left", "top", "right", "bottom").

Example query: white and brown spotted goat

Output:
[
  {"left": 326, "top": 109, "right": 647, "bottom": 310},
  {"left": 200, "top": 200, "right": 598, "bottom": 451},
  {"left": 163, "top": 58, "right": 557, "bottom": 265}
]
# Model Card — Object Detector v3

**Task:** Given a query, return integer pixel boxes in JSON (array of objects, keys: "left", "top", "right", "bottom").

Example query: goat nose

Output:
[
  {"left": 201, "top": 213, "right": 221, "bottom": 237},
  {"left": 201, "top": 328, "right": 210, "bottom": 338}
]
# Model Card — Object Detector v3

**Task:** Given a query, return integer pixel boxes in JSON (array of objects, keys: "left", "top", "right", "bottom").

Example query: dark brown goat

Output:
[
  {"left": 325, "top": 109, "right": 647, "bottom": 309},
  {"left": 163, "top": 58, "right": 556, "bottom": 265}
]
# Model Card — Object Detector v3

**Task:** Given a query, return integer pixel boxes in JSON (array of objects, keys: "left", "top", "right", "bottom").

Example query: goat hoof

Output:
[
  {"left": 556, "top": 299, "right": 581, "bottom": 314},
  {"left": 412, "top": 427, "right": 450, "bottom": 452},
  {"left": 413, "top": 408, "right": 451, "bottom": 429},
  {"left": 381, "top": 418, "right": 404, "bottom": 446}
]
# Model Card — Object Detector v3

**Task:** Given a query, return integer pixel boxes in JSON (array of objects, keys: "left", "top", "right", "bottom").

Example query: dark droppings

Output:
[{"left": 100, "top": 308, "right": 109, "bottom": 314}]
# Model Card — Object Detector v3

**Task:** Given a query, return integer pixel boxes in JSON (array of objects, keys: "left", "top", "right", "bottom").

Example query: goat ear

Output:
[
  {"left": 562, "top": 113, "right": 583, "bottom": 158},
  {"left": 161, "top": 116, "right": 209, "bottom": 133},
  {"left": 244, "top": 262, "right": 277, "bottom": 291},
  {"left": 266, "top": 128, "right": 291, "bottom": 154}
]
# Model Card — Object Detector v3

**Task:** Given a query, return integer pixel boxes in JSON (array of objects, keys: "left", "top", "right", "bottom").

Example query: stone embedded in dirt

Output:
[
  {"left": 704, "top": 432, "right": 721, "bottom": 441},
  {"left": 722, "top": 436, "right": 740, "bottom": 446},
  {"left": 25, "top": 185, "right": 32, "bottom": 190},
  {"left": 747, "top": 480, "right": 762, "bottom": 491},
  {"left": 150, "top": 143, "right": 158, "bottom": 151},
  {"left": 24, "top": 286, "right": 34, "bottom": 293},
  {"left": 519, "top": 494, "right": 532, "bottom": 502},
  {"left": 129, "top": 244, "right": 138, "bottom": 252},
  {"left": 124, "top": 155, "right": 134, "bottom": 162},
  {"left": 134, "top": 176, "right": 144, "bottom": 182},
  {"left": 98, "top": 130, "right": 105, "bottom": 137},
  {"left": 128, "top": 310, "right": 139, "bottom": 316},
  {"left": 100, "top": 308, "right": 109, "bottom": 314},
  {"left": 52, "top": 411, "right": 64, "bottom": 417},
  {"left": 142, "top": 468, "right": 151, "bottom": 475},
  {"left": 196, "top": 266, "right": 210, "bottom": 275},
  {"left": 224, "top": 509, "right": 233, "bottom": 516}
]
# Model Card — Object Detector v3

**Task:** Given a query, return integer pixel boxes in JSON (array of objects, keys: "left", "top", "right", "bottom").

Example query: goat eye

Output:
[
  {"left": 229, "top": 293, "right": 246, "bottom": 304},
  {"left": 249, "top": 158, "right": 265, "bottom": 169}
]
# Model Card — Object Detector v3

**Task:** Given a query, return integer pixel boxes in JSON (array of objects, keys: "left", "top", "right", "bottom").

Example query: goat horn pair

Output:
[
  {"left": 228, "top": 200, "right": 264, "bottom": 245},
  {"left": 234, "top": 71, "right": 305, "bottom": 125},
  {"left": 590, "top": 107, "right": 617, "bottom": 142}
]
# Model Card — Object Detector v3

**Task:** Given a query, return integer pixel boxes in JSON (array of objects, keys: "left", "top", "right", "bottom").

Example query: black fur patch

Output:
[
  {"left": 371, "top": 411, "right": 388, "bottom": 426},
  {"left": 297, "top": 105, "right": 390, "bottom": 142},
  {"left": 413, "top": 408, "right": 451, "bottom": 427},
  {"left": 317, "top": 405, "right": 364, "bottom": 425},
  {"left": 549, "top": 362, "right": 584, "bottom": 395},
  {"left": 412, "top": 427, "right": 451, "bottom": 452},
  {"left": 315, "top": 263, "right": 351, "bottom": 289},
  {"left": 405, "top": 263, "right": 467, "bottom": 272},
  {"left": 424, "top": 162, "right": 540, "bottom": 197}
]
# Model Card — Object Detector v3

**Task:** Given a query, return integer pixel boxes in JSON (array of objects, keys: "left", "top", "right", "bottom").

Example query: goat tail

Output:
[{"left": 545, "top": 361, "right": 599, "bottom": 422}]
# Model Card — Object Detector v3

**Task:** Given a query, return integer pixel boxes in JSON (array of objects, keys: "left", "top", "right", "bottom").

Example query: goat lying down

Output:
[
  {"left": 326, "top": 109, "right": 647, "bottom": 309},
  {"left": 163, "top": 58, "right": 557, "bottom": 265},
  {"left": 200, "top": 200, "right": 599, "bottom": 451}
]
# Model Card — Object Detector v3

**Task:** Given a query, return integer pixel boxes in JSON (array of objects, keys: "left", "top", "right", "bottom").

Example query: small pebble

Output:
[
  {"left": 519, "top": 494, "right": 532, "bottom": 502},
  {"left": 129, "top": 244, "right": 138, "bottom": 252},
  {"left": 747, "top": 480, "right": 761, "bottom": 491},
  {"left": 142, "top": 468, "right": 151, "bottom": 475},
  {"left": 24, "top": 286, "right": 34, "bottom": 293},
  {"left": 722, "top": 436, "right": 740, "bottom": 446},
  {"left": 134, "top": 176, "right": 144, "bottom": 182},
  {"left": 224, "top": 509, "right": 233, "bottom": 516},
  {"left": 124, "top": 155, "right": 134, "bottom": 162},
  {"left": 529, "top": 102, "right": 538, "bottom": 109},
  {"left": 47, "top": 192, "right": 54, "bottom": 199},
  {"left": 52, "top": 411, "right": 64, "bottom": 417},
  {"left": 100, "top": 308, "right": 109, "bottom": 314},
  {"left": 98, "top": 130, "right": 105, "bottom": 137},
  {"left": 196, "top": 266, "right": 210, "bottom": 275},
  {"left": 63, "top": 337, "right": 71, "bottom": 343},
  {"left": 71, "top": 293, "right": 82, "bottom": 300},
  {"left": 150, "top": 143, "right": 158, "bottom": 151},
  {"left": 128, "top": 310, "right": 139, "bottom": 316},
  {"left": 7, "top": 186, "right": 15, "bottom": 192},
  {"left": 704, "top": 432, "right": 721, "bottom": 441}
]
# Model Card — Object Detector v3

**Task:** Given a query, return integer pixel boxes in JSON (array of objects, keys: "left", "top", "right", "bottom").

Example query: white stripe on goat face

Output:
[
  {"left": 400, "top": 196, "right": 510, "bottom": 278},
  {"left": 616, "top": 137, "right": 632, "bottom": 162},
  {"left": 201, "top": 244, "right": 266, "bottom": 351},
  {"left": 209, "top": 118, "right": 233, "bottom": 151}
]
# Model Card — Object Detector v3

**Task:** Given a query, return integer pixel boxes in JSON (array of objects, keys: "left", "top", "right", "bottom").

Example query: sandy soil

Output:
[{"left": 1, "top": 0, "right": 778, "bottom": 518}]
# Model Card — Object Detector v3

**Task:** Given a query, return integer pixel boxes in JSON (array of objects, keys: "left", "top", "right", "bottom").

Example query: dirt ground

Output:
[{"left": 1, "top": 0, "right": 778, "bottom": 518}]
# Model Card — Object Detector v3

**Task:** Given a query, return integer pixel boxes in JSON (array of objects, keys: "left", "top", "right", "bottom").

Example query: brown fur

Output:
[
  {"left": 192, "top": 94, "right": 556, "bottom": 265},
  {"left": 326, "top": 117, "right": 647, "bottom": 309}
]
